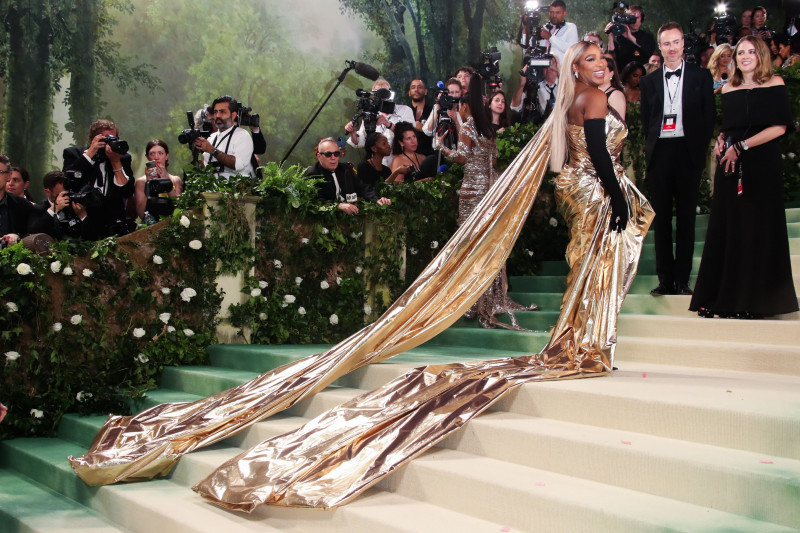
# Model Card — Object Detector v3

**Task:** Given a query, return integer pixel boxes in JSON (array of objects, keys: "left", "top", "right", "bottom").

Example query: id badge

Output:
[
  {"left": 345, "top": 193, "right": 358, "bottom": 203},
  {"left": 661, "top": 114, "right": 677, "bottom": 132}
]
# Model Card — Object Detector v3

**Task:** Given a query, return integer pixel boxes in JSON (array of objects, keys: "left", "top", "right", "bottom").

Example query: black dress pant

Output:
[{"left": 648, "top": 137, "right": 702, "bottom": 287}]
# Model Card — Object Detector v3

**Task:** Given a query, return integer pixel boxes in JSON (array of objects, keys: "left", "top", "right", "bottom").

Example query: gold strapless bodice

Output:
[{"left": 565, "top": 109, "right": 627, "bottom": 171}]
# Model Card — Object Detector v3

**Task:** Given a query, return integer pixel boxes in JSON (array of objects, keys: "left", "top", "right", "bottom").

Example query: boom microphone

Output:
[{"left": 352, "top": 61, "right": 380, "bottom": 81}]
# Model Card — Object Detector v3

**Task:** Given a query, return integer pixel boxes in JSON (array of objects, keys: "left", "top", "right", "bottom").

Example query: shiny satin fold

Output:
[
  {"left": 193, "top": 112, "right": 655, "bottom": 511},
  {"left": 69, "top": 123, "right": 554, "bottom": 486}
]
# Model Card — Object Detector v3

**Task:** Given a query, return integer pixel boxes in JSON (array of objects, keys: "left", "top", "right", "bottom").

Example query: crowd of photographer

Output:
[{"left": 2, "top": 0, "right": 799, "bottom": 248}]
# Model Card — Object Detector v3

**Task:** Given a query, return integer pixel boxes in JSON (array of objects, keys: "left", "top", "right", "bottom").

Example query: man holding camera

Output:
[
  {"left": 27, "top": 171, "right": 82, "bottom": 239},
  {"left": 511, "top": 55, "right": 560, "bottom": 124},
  {"left": 305, "top": 138, "right": 391, "bottom": 216},
  {"left": 540, "top": 0, "right": 579, "bottom": 63},
  {"left": 345, "top": 79, "right": 415, "bottom": 167},
  {"left": 606, "top": 4, "right": 655, "bottom": 69},
  {"left": 422, "top": 78, "right": 463, "bottom": 149},
  {"left": 640, "top": 22, "right": 714, "bottom": 296},
  {"left": 194, "top": 95, "right": 255, "bottom": 180},
  {"left": 62, "top": 119, "right": 135, "bottom": 240}
]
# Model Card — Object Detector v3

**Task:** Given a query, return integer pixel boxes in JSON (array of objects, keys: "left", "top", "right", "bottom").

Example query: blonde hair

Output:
[
  {"left": 731, "top": 35, "right": 773, "bottom": 86},
  {"left": 707, "top": 43, "right": 733, "bottom": 82},
  {"left": 547, "top": 40, "right": 596, "bottom": 172}
]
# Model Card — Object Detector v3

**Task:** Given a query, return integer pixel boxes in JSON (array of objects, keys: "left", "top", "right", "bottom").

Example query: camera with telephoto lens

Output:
[
  {"left": 712, "top": 5, "right": 737, "bottom": 46},
  {"left": 233, "top": 102, "right": 260, "bottom": 128},
  {"left": 178, "top": 111, "right": 212, "bottom": 145},
  {"left": 64, "top": 170, "right": 104, "bottom": 208},
  {"left": 606, "top": 1, "right": 638, "bottom": 37},
  {"left": 350, "top": 88, "right": 396, "bottom": 135},
  {"left": 101, "top": 135, "right": 129, "bottom": 155},
  {"left": 478, "top": 47, "right": 504, "bottom": 92}
]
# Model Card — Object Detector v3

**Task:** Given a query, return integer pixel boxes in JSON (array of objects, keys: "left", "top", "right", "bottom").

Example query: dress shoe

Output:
[
  {"left": 675, "top": 282, "right": 693, "bottom": 295},
  {"left": 650, "top": 282, "right": 674, "bottom": 296}
]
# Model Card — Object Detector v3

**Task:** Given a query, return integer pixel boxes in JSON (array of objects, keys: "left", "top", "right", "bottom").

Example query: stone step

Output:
[
  {"left": 639, "top": 237, "right": 800, "bottom": 262},
  {"left": 0, "top": 469, "right": 124, "bottom": 533},
  {"left": 616, "top": 314, "right": 800, "bottom": 346}
]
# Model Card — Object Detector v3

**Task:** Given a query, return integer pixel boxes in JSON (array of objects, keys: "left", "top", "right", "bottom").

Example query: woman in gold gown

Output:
[
  {"left": 191, "top": 41, "right": 654, "bottom": 511},
  {"left": 440, "top": 75, "right": 538, "bottom": 329}
]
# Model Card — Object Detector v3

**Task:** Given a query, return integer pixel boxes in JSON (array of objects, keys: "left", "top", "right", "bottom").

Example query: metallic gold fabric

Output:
[
  {"left": 69, "top": 121, "right": 554, "bottom": 486},
  {"left": 457, "top": 117, "right": 538, "bottom": 329},
  {"left": 193, "top": 112, "right": 654, "bottom": 511}
]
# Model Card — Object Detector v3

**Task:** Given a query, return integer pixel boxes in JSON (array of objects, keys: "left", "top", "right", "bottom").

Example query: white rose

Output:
[
  {"left": 76, "top": 391, "right": 93, "bottom": 402},
  {"left": 189, "top": 240, "right": 203, "bottom": 250},
  {"left": 273, "top": 259, "right": 282, "bottom": 269},
  {"left": 281, "top": 303, "right": 288, "bottom": 308},
  {"left": 250, "top": 288, "right": 262, "bottom": 297},
  {"left": 295, "top": 277, "right": 303, "bottom": 286},
  {"left": 322, "top": 227, "right": 329, "bottom": 234},
  {"left": 258, "top": 312, "right": 267, "bottom": 320},
  {"left": 301, "top": 238, "right": 309, "bottom": 245},
  {"left": 336, "top": 277, "right": 342, "bottom": 286},
  {"left": 16, "top": 263, "right": 31, "bottom": 276},
  {"left": 62, "top": 266, "right": 73, "bottom": 276},
  {"left": 329, "top": 314, "right": 339, "bottom": 325},
  {"left": 527, "top": 249, "right": 534, "bottom": 257},
  {"left": 355, "top": 266, "right": 363, "bottom": 274},
  {"left": 152, "top": 255, "right": 164, "bottom": 265},
  {"left": 180, "top": 215, "right": 191, "bottom": 228},
  {"left": 430, "top": 241, "right": 439, "bottom": 249},
  {"left": 52, "top": 322, "right": 62, "bottom": 332},
  {"left": 6, "top": 302, "right": 18, "bottom": 312},
  {"left": 133, "top": 328, "right": 146, "bottom": 338},
  {"left": 70, "top": 314, "right": 83, "bottom": 325},
  {"left": 82, "top": 268, "right": 93, "bottom": 278},
  {"left": 548, "top": 217, "right": 558, "bottom": 227},
  {"left": 167, "top": 325, "right": 176, "bottom": 333},
  {"left": 180, "top": 288, "right": 196, "bottom": 302},
  {"left": 696, "top": 206, "right": 701, "bottom": 214},
  {"left": 298, "top": 306, "right": 306, "bottom": 315},
  {"left": 5, "top": 351, "right": 21, "bottom": 361},
  {"left": 50, "top": 260, "right": 62, "bottom": 273},
  {"left": 258, "top": 280, "right": 268, "bottom": 289},
  {"left": 136, "top": 353, "right": 149, "bottom": 363},
  {"left": 364, "top": 304, "right": 372, "bottom": 315},
  {"left": 30, "top": 409, "right": 44, "bottom": 419},
  {"left": 183, "top": 328, "right": 194, "bottom": 337},
  {"left": 283, "top": 294, "right": 296, "bottom": 304},
  {"left": 161, "top": 287, "right": 171, "bottom": 295},
  {"left": 409, "top": 247, "right": 418, "bottom": 255},
  {"left": 159, "top": 312, "right": 170, "bottom": 324},
  {"left": 787, "top": 152, "right": 796, "bottom": 159},
  {"left": 320, "top": 280, "right": 330, "bottom": 290}
]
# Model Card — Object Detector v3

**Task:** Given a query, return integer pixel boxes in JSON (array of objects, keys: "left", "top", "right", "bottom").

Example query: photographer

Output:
[
  {"left": 539, "top": 1, "right": 579, "bottom": 63},
  {"left": 345, "top": 79, "right": 415, "bottom": 167},
  {"left": 606, "top": 4, "right": 656, "bottom": 69},
  {"left": 194, "top": 95, "right": 254, "bottom": 179},
  {"left": 751, "top": 6, "right": 774, "bottom": 41},
  {"left": 510, "top": 55, "right": 560, "bottom": 124},
  {"left": 62, "top": 119, "right": 135, "bottom": 240},
  {"left": 422, "top": 78, "right": 463, "bottom": 149},
  {"left": 134, "top": 140, "right": 184, "bottom": 221},
  {"left": 27, "top": 171, "right": 77, "bottom": 239},
  {"left": 305, "top": 138, "right": 391, "bottom": 216}
]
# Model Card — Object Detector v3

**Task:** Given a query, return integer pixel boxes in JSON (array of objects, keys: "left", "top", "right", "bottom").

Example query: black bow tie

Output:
[{"left": 665, "top": 68, "right": 682, "bottom": 79}]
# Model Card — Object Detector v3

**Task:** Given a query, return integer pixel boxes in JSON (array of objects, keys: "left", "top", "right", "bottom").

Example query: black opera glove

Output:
[{"left": 584, "top": 118, "right": 629, "bottom": 232}]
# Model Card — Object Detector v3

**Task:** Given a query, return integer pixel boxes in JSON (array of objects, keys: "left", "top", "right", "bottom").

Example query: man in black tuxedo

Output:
[
  {"left": 640, "top": 22, "right": 715, "bottom": 295},
  {"left": 27, "top": 171, "right": 83, "bottom": 239},
  {"left": 0, "top": 153, "right": 42, "bottom": 247},
  {"left": 63, "top": 119, "right": 135, "bottom": 240},
  {"left": 304, "top": 138, "right": 391, "bottom": 216}
]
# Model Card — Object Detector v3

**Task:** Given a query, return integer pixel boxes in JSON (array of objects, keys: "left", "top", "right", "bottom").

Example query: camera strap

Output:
[{"left": 211, "top": 125, "right": 237, "bottom": 174}]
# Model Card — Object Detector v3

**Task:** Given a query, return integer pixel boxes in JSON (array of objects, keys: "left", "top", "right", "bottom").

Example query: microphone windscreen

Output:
[
  {"left": 354, "top": 62, "right": 380, "bottom": 81},
  {"left": 437, "top": 81, "right": 445, "bottom": 88}
]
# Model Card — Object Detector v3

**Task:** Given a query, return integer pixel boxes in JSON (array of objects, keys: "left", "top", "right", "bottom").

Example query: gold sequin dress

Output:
[{"left": 457, "top": 117, "right": 538, "bottom": 328}]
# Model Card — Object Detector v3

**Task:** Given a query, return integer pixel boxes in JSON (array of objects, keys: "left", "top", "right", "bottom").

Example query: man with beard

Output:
[
  {"left": 194, "top": 95, "right": 254, "bottom": 179},
  {"left": 408, "top": 78, "right": 433, "bottom": 155}
]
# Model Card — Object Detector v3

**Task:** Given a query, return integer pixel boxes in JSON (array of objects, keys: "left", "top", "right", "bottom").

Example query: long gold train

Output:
[
  {"left": 69, "top": 123, "right": 555, "bottom": 486},
  {"left": 192, "top": 115, "right": 655, "bottom": 511}
]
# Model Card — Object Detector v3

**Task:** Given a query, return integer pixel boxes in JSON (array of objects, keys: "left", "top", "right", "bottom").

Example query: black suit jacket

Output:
[
  {"left": 26, "top": 200, "right": 61, "bottom": 238},
  {"left": 62, "top": 146, "right": 135, "bottom": 238},
  {"left": 640, "top": 63, "right": 715, "bottom": 171},
  {"left": 0, "top": 192, "right": 39, "bottom": 238},
  {"left": 304, "top": 162, "right": 380, "bottom": 203}
]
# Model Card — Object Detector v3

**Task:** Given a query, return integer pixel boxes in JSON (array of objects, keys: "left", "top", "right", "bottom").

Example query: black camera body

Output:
[
  {"left": 713, "top": 12, "right": 738, "bottom": 45},
  {"left": 351, "top": 88, "right": 395, "bottom": 135},
  {"left": 64, "top": 169, "right": 104, "bottom": 208},
  {"left": 145, "top": 178, "right": 174, "bottom": 217},
  {"left": 234, "top": 103, "right": 260, "bottom": 128},
  {"left": 606, "top": 1, "right": 637, "bottom": 37},
  {"left": 178, "top": 110, "right": 212, "bottom": 146},
  {"left": 101, "top": 135, "right": 129, "bottom": 155},
  {"left": 478, "top": 47, "right": 503, "bottom": 92}
]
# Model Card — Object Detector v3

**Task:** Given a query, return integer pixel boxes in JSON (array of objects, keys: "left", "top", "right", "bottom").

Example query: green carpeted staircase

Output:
[{"left": 2, "top": 210, "right": 799, "bottom": 533}]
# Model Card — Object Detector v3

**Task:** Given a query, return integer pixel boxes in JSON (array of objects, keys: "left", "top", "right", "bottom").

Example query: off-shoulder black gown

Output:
[{"left": 690, "top": 85, "right": 798, "bottom": 316}]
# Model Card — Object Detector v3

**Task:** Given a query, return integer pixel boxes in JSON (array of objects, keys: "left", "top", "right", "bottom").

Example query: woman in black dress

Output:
[
  {"left": 690, "top": 35, "right": 798, "bottom": 318},
  {"left": 356, "top": 133, "right": 409, "bottom": 187}
]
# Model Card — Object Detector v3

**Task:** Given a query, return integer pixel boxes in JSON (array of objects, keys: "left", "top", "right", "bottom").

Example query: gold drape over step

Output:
[
  {"left": 69, "top": 124, "right": 554, "bottom": 486},
  {"left": 193, "top": 113, "right": 654, "bottom": 511}
]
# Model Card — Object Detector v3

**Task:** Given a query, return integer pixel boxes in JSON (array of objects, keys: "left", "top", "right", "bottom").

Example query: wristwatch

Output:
[
  {"left": 741, "top": 139, "right": 749, "bottom": 151},
  {"left": 212, "top": 148, "right": 220, "bottom": 158}
]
